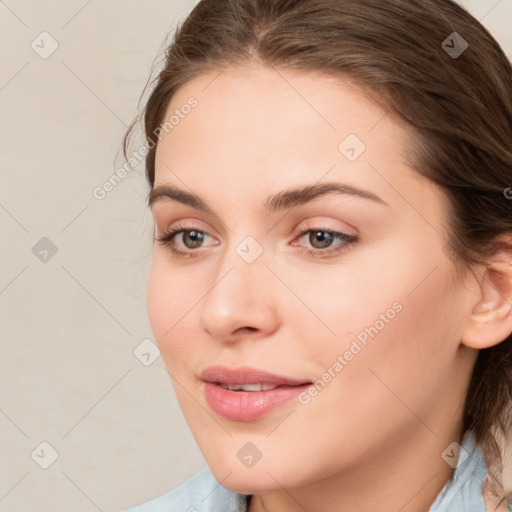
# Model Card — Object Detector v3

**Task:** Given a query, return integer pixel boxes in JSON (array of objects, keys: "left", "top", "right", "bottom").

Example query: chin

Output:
[
  {"left": 206, "top": 453, "right": 307, "bottom": 495},
  {"left": 213, "top": 467, "right": 284, "bottom": 495}
]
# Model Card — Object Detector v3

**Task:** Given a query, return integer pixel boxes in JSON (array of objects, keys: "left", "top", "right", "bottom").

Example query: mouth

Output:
[
  {"left": 199, "top": 365, "right": 313, "bottom": 421},
  {"left": 217, "top": 383, "right": 296, "bottom": 391},
  {"left": 199, "top": 365, "right": 311, "bottom": 387}
]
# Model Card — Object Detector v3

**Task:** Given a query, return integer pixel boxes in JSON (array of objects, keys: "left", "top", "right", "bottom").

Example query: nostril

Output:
[{"left": 238, "top": 326, "right": 258, "bottom": 333}]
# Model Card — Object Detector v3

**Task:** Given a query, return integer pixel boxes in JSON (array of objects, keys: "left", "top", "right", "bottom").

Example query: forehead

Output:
[
  {"left": 162, "top": 64, "right": 391, "bottom": 146},
  {"left": 151, "top": 63, "right": 447, "bottom": 225},
  {"left": 156, "top": 65, "right": 404, "bottom": 173}
]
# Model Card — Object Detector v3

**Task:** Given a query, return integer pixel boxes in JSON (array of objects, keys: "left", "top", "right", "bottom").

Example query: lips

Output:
[
  {"left": 200, "top": 365, "right": 312, "bottom": 422},
  {"left": 200, "top": 365, "right": 310, "bottom": 386}
]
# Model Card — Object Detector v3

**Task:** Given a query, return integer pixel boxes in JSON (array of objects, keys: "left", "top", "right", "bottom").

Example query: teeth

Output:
[{"left": 219, "top": 383, "right": 278, "bottom": 391}]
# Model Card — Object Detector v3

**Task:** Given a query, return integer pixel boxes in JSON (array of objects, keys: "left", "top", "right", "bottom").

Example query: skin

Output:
[{"left": 147, "top": 62, "right": 510, "bottom": 512}]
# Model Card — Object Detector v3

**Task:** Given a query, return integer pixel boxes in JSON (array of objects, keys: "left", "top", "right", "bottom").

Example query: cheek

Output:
[
  {"left": 270, "top": 253, "right": 403, "bottom": 364},
  {"left": 147, "top": 257, "right": 198, "bottom": 366},
  {"left": 147, "top": 260, "right": 171, "bottom": 341},
  {"left": 334, "top": 277, "right": 458, "bottom": 425},
  {"left": 285, "top": 244, "right": 461, "bottom": 407}
]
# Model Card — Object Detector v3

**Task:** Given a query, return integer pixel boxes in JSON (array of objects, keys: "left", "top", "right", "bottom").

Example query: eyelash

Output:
[{"left": 155, "top": 223, "right": 358, "bottom": 259}]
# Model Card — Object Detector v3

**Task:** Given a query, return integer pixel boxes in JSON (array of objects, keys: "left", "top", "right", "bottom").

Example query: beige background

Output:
[{"left": 1, "top": 1, "right": 511, "bottom": 510}]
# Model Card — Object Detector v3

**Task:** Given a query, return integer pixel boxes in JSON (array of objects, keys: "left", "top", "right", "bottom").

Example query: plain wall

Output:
[{"left": 1, "top": 1, "right": 511, "bottom": 510}]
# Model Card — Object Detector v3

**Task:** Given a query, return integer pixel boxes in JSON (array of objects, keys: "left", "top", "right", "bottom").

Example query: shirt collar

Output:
[{"left": 428, "top": 431, "right": 487, "bottom": 511}]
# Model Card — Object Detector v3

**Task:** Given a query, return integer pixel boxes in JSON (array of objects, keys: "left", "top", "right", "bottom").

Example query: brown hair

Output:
[{"left": 124, "top": 0, "right": 512, "bottom": 486}]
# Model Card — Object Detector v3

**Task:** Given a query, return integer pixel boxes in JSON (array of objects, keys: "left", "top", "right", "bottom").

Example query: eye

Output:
[
  {"left": 293, "top": 228, "right": 358, "bottom": 258},
  {"left": 155, "top": 224, "right": 218, "bottom": 257},
  {"left": 306, "top": 230, "right": 339, "bottom": 249},
  {"left": 156, "top": 224, "right": 358, "bottom": 259},
  {"left": 179, "top": 230, "right": 206, "bottom": 249}
]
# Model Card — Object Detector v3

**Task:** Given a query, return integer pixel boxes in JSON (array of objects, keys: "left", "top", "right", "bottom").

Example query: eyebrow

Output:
[{"left": 148, "top": 182, "right": 388, "bottom": 212}]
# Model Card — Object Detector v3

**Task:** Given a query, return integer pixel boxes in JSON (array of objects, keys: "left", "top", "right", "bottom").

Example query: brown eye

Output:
[
  {"left": 309, "top": 230, "right": 335, "bottom": 249},
  {"left": 293, "top": 228, "right": 358, "bottom": 258},
  {"left": 156, "top": 225, "right": 219, "bottom": 257},
  {"left": 181, "top": 230, "right": 205, "bottom": 249}
]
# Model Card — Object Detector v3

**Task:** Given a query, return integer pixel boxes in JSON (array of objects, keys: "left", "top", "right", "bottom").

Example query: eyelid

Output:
[
  {"left": 155, "top": 218, "right": 216, "bottom": 239},
  {"left": 151, "top": 205, "right": 226, "bottom": 237},
  {"left": 292, "top": 217, "right": 357, "bottom": 238}
]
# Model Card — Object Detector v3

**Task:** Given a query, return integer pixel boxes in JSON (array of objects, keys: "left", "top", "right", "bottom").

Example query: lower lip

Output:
[{"left": 203, "top": 382, "right": 311, "bottom": 422}]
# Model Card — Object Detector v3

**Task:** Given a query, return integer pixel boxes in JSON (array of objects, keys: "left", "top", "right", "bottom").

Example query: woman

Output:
[{"left": 122, "top": 0, "right": 512, "bottom": 510}]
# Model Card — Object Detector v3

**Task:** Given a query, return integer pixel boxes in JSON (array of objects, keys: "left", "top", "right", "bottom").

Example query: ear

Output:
[{"left": 461, "top": 239, "right": 512, "bottom": 349}]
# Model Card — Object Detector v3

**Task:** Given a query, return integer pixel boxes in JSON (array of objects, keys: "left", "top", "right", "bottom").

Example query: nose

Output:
[{"left": 198, "top": 248, "right": 280, "bottom": 342}]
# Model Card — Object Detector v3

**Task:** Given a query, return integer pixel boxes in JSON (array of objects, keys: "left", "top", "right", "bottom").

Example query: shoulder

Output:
[{"left": 122, "top": 466, "right": 249, "bottom": 512}]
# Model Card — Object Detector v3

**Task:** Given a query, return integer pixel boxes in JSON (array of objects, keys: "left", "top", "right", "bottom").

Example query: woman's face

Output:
[{"left": 148, "top": 63, "right": 478, "bottom": 494}]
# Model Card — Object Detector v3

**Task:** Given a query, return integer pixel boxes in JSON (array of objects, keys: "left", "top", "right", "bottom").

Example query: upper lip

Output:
[{"left": 200, "top": 365, "right": 311, "bottom": 386}]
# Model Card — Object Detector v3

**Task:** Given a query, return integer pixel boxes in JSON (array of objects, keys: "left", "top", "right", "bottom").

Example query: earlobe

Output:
[{"left": 461, "top": 252, "right": 512, "bottom": 350}]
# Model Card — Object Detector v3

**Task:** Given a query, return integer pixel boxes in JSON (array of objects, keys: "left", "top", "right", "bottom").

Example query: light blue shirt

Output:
[{"left": 123, "top": 432, "right": 488, "bottom": 511}]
